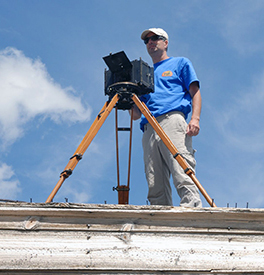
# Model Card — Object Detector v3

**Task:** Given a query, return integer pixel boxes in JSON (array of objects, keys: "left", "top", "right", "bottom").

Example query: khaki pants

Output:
[{"left": 142, "top": 111, "right": 202, "bottom": 207}]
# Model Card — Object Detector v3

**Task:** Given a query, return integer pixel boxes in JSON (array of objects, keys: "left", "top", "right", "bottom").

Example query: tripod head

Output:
[
  {"left": 103, "top": 51, "right": 154, "bottom": 110},
  {"left": 107, "top": 81, "right": 151, "bottom": 110}
]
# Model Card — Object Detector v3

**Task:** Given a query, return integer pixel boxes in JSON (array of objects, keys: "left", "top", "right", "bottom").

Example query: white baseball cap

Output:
[{"left": 141, "top": 28, "right": 169, "bottom": 41}]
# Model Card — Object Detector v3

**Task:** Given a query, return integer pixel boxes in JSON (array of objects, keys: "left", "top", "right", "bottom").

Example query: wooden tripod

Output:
[{"left": 46, "top": 85, "right": 216, "bottom": 207}]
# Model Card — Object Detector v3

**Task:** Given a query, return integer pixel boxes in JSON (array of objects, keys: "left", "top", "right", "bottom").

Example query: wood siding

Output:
[{"left": 0, "top": 202, "right": 264, "bottom": 274}]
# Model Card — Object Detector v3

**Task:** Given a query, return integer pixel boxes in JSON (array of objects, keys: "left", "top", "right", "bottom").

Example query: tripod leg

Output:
[
  {"left": 115, "top": 108, "right": 121, "bottom": 192},
  {"left": 114, "top": 108, "right": 133, "bottom": 204},
  {"left": 46, "top": 94, "right": 120, "bottom": 203},
  {"left": 131, "top": 94, "right": 216, "bottom": 208}
]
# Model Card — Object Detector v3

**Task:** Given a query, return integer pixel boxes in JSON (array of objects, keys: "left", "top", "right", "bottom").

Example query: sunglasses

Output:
[{"left": 144, "top": 35, "right": 166, "bottom": 44}]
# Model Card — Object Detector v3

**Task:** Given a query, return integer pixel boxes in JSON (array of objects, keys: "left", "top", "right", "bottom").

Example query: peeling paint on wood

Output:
[{"left": 0, "top": 202, "right": 264, "bottom": 274}]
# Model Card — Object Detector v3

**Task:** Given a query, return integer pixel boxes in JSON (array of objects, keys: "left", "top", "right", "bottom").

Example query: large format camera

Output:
[{"left": 103, "top": 51, "right": 154, "bottom": 109}]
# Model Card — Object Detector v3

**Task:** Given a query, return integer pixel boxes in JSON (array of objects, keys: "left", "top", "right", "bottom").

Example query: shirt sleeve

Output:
[{"left": 180, "top": 58, "right": 200, "bottom": 90}]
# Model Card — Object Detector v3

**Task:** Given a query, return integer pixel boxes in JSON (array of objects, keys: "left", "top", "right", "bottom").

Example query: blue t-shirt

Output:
[{"left": 140, "top": 57, "right": 199, "bottom": 131}]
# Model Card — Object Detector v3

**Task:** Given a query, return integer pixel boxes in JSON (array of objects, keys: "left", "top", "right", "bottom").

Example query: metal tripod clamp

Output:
[
  {"left": 113, "top": 185, "right": 130, "bottom": 205},
  {"left": 113, "top": 186, "right": 130, "bottom": 192}
]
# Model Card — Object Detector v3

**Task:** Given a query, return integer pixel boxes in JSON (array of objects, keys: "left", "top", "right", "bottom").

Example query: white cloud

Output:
[
  {"left": 212, "top": 69, "right": 264, "bottom": 153},
  {"left": 0, "top": 162, "right": 21, "bottom": 200},
  {"left": 218, "top": 1, "right": 264, "bottom": 55},
  {"left": 58, "top": 182, "right": 92, "bottom": 203},
  {"left": 0, "top": 47, "right": 91, "bottom": 148}
]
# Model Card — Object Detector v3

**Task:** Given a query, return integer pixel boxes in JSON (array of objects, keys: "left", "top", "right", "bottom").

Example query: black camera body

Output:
[{"left": 103, "top": 51, "right": 154, "bottom": 109}]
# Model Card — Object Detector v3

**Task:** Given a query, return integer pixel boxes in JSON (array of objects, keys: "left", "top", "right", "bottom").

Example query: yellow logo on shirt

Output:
[{"left": 162, "top": 70, "right": 173, "bottom": 77}]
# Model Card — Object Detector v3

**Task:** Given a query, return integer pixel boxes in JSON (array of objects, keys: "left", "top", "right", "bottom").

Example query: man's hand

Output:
[
  {"left": 129, "top": 104, "right": 142, "bottom": 120},
  {"left": 186, "top": 118, "right": 200, "bottom": 136}
]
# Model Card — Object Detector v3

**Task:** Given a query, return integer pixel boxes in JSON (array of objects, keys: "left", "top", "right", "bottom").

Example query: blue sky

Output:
[{"left": 0, "top": 0, "right": 264, "bottom": 208}]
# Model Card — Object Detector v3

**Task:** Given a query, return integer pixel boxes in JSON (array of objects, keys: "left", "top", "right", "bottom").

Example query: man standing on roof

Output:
[{"left": 130, "top": 28, "right": 202, "bottom": 207}]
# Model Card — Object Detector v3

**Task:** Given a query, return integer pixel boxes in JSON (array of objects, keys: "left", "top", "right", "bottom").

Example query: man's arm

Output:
[
  {"left": 187, "top": 82, "right": 201, "bottom": 136},
  {"left": 129, "top": 104, "right": 142, "bottom": 120}
]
